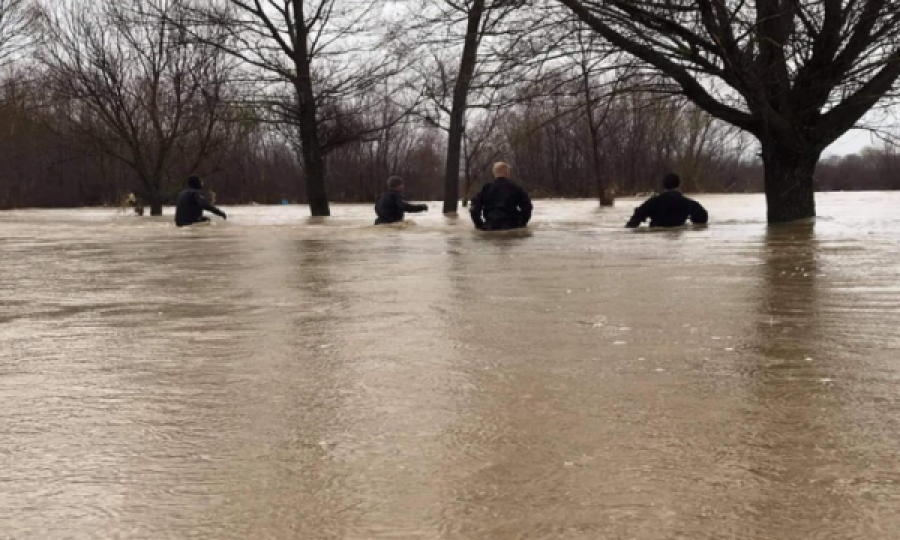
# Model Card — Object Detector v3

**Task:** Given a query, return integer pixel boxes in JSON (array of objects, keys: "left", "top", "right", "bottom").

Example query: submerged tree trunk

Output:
[
  {"left": 299, "top": 127, "right": 329, "bottom": 216},
  {"left": 148, "top": 192, "right": 163, "bottom": 216},
  {"left": 591, "top": 151, "right": 614, "bottom": 206},
  {"left": 442, "top": 0, "right": 484, "bottom": 215},
  {"left": 581, "top": 62, "right": 613, "bottom": 207},
  {"left": 589, "top": 127, "right": 614, "bottom": 206},
  {"left": 142, "top": 179, "right": 164, "bottom": 216},
  {"left": 294, "top": 86, "right": 328, "bottom": 216},
  {"left": 760, "top": 137, "right": 820, "bottom": 223}
]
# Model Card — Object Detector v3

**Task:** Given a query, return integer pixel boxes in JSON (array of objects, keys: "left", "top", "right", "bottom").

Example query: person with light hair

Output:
[
  {"left": 470, "top": 161, "right": 533, "bottom": 231},
  {"left": 374, "top": 176, "right": 428, "bottom": 225}
]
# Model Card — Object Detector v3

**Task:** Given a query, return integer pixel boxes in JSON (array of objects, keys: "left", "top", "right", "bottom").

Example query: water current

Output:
[{"left": 2, "top": 193, "right": 900, "bottom": 539}]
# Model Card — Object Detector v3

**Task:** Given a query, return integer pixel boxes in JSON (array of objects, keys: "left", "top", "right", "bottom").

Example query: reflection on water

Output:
[{"left": 2, "top": 193, "right": 900, "bottom": 539}]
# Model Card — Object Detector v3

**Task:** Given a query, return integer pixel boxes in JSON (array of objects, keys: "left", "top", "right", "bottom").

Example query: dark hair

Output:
[
  {"left": 662, "top": 173, "right": 681, "bottom": 190},
  {"left": 387, "top": 176, "right": 404, "bottom": 189},
  {"left": 188, "top": 175, "right": 202, "bottom": 189}
]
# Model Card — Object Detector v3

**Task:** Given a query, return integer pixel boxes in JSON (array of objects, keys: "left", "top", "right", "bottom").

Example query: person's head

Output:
[
  {"left": 188, "top": 175, "right": 203, "bottom": 190},
  {"left": 387, "top": 176, "right": 404, "bottom": 191},
  {"left": 662, "top": 173, "right": 681, "bottom": 190},
  {"left": 492, "top": 162, "right": 511, "bottom": 178}
]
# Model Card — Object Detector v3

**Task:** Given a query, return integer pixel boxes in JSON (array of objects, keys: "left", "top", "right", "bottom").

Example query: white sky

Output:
[{"left": 825, "top": 130, "right": 880, "bottom": 156}]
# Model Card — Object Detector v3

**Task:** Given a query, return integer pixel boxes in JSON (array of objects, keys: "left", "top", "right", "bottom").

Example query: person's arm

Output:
[
  {"left": 518, "top": 187, "right": 533, "bottom": 226},
  {"left": 689, "top": 200, "right": 708, "bottom": 224},
  {"left": 401, "top": 199, "right": 428, "bottom": 213},
  {"left": 625, "top": 198, "right": 654, "bottom": 228},
  {"left": 470, "top": 186, "right": 486, "bottom": 230},
  {"left": 197, "top": 192, "right": 227, "bottom": 219}
]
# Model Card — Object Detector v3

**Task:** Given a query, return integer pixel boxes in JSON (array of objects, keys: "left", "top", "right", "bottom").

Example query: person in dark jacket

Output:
[
  {"left": 374, "top": 176, "right": 428, "bottom": 225},
  {"left": 470, "top": 162, "right": 533, "bottom": 231},
  {"left": 174, "top": 175, "right": 227, "bottom": 227},
  {"left": 625, "top": 173, "right": 708, "bottom": 228}
]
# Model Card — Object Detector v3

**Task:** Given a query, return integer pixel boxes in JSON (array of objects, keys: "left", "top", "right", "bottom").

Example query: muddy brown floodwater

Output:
[{"left": 2, "top": 193, "right": 900, "bottom": 539}]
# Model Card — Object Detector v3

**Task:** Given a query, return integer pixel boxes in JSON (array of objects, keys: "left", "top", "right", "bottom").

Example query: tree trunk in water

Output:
[
  {"left": 294, "top": 20, "right": 330, "bottom": 217},
  {"left": 760, "top": 139, "right": 820, "bottom": 223},
  {"left": 301, "top": 140, "right": 329, "bottom": 216},
  {"left": 442, "top": 0, "right": 484, "bottom": 215},
  {"left": 598, "top": 188, "right": 615, "bottom": 206},
  {"left": 591, "top": 150, "right": 614, "bottom": 206},
  {"left": 144, "top": 184, "right": 163, "bottom": 216}
]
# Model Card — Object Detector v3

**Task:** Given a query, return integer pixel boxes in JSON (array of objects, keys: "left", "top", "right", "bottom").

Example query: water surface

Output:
[{"left": 2, "top": 193, "right": 900, "bottom": 539}]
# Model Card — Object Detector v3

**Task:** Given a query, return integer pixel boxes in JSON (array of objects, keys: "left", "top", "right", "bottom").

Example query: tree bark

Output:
[
  {"left": 141, "top": 178, "right": 164, "bottom": 216},
  {"left": 298, "top": 118, "right": 329, "bottom": 216},
  {"left": 292, "top": 0, "right": 330, "bottom": 217},
  {"left": 147, "top": 188, "right": 163, "bottom": 216},
  {"left": 442, "top": 0, "right": 484, "bottom": 215},
  {"left": 579, "top": 54, "right": 613, "bottom": 206},
  {"left": 589, "top": 129, "right": 614, "bottom": 206},
  {"left": 760, "top": 137, "right": 820, "bottom": 223},
  {"left": 294, "top": 97, "right": 329, "bottom": 217}
]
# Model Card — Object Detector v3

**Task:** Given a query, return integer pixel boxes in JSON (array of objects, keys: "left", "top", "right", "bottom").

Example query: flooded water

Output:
[{"left": 2, "top": 193, "right": 900, "bottom": 539}]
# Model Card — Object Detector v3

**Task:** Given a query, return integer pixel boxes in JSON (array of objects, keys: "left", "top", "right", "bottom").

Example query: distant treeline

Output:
[{"left": 1, "top": 70, "right": 896, "bottom": 210}]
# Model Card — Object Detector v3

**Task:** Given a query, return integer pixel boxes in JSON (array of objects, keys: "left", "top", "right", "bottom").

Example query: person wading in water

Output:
[
  {"left": 374, "top": 176, "right": 429, "bottom": 225},
  {"left": 174, "top": 175, "right": 227, "bottom": 227},
  {"left": 625, "top": 173, "right": 708, "bottom": 228},
  {"left": 470, "top": 162, "right": 533, "bottom": 231}
]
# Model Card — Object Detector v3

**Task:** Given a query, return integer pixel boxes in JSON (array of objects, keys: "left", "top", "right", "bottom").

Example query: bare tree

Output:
[
  {"left": 566, "top": 29, "right": 626, "bottom": 205},
  {"left": 38, "top": 0, "right": 237, "bottom": 215},
  {"left": 0, "top": 0, "right": 36, "bottom": 69},
  {"left": 553, "top": 0, "right": 900, "bottom": 223},
  {"left": 670, "top": 102, "right": 751, "bottom": 193},
  {"left": 460, "top": 108, "right": 505, "bottom": 205},
  {"left": 410, "top": 0, "right": 530, "bottom": 214},
  {"left": 187, "top": 0, "right": 413, "bottom": 216}
]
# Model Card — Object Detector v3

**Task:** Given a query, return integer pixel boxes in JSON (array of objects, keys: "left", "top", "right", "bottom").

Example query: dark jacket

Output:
[
  {"left": 374, "top": 190, "right": 427, "bottom": 224},
  {"left": 175, "top": 188, "right": 225, "bottom": 227},
  {"left": 625, "top": 190, "right": 708, "bottom": 228},
  {"left": 470, "top": 178, "right": 533, "bottom": 231}
]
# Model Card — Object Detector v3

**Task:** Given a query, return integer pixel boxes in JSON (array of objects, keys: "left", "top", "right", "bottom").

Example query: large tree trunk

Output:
[
  {"left": 442, "top": 0, "right": 484, "bottom": 215},
  {"left": 144, "top": 182, "right": 163, "bottom": 216},
  {"left": 760, "top": 137, "right": 820, "bottom": 223},
  {"left": 300, "top": 132, "right": 329, "bottom": 216},
  {"left": 294, "top": 95, "right": 329, "bottom": 216},
  {"left": 293, "top": 12, "right": 330, "bottom": 217}
]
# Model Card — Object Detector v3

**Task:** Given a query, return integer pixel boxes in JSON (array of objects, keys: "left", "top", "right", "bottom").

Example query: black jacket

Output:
[
  {"left": 470, "top": 178, "right": 533, "bottom": 231},
  {"left": 625, "top": 190, "right": 708, "bottom": 228},
  {"left": 175, "top": 188, "right": 225, "bottom": 227},
  {"left": 374, "top": 190, "right": 427, "bottom": 224}
]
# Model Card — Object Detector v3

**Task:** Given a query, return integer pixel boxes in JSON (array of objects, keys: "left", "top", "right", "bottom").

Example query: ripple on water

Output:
[{"left": 3, "top": 194, "right": 900, "bottom": 538}]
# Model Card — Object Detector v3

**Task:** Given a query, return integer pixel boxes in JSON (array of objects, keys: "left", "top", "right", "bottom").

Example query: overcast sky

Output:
[{"left": 826, "top": 130, "right": 879, "bottom": 156}]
